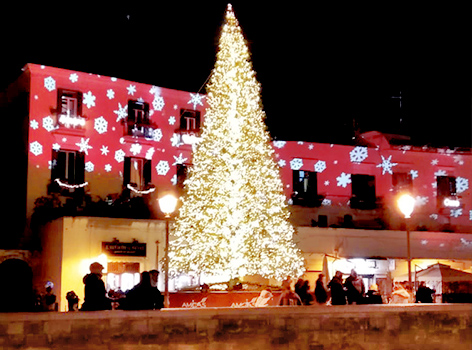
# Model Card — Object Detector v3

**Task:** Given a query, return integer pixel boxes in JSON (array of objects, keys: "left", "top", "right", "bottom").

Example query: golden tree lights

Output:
[{"left": 169, "top": 4, "right": 305, "bottom": 280}]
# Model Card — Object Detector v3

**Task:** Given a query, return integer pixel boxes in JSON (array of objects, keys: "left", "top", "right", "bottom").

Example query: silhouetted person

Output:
[
  {"left": 328, "top": 271, "right": 346, "bottom": 305},
  {"left": 81, "top": 262, "right": 111, "bottom": 311},
  {"left": 43, "top": 283, "right": 57, "bottom": 311},
  {"left": 416, "top": 282, "right": 435, "bottom": 303},
  {"left": 123, "top": 271, "right": 164, "bottom": 310},
  {"left": 344, "top": 269, "right": 365, "bottom": 304},
  {"left": 278, "top": 286, "right": 302, "bottom": 306},
  {"left": 315, "top": 274, "right": 328, "bottom": 304}
]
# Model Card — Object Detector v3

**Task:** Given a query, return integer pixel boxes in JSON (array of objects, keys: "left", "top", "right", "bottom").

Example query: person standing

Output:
[
  {"left": 416, "top": 282, "right": 435, "bottom": 303},
  {"left": 344, "top": 269, "right": 365, "bottom": 304},
  {"left": 122, "top": 271, "right": 164, "bottom": 310},
  {"left": 315, "top": 274, "right": 328, "bottom": 304},
  {"left": 81, "top": 262, "right": 111, "bottom": 311},
  {"left": 328, "top": 271, "right": 346, "bottom": 305}
]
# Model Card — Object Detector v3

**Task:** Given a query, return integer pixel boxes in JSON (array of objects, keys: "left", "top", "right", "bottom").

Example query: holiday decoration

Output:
[{"left": 169, "top": 4, "right": 305, "bottom": 280}]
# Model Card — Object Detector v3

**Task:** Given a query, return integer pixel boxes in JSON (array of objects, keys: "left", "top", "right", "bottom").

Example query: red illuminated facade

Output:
[{"left": 2, "top": 64, "right": 472, "bottom": 247}]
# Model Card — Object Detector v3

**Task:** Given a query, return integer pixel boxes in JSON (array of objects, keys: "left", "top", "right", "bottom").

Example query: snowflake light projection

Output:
[
  {"left": 188, "top": 93, "right": 205, "bottom": 109},
  {"left": 290, "top": 158, "right": 303, "bottom": 170},
  {"left": 83, "top": 91, "right": 96, "bottom": 108},
  {"left": 130, "top": 143, "right": 142, "bottom": 156},
  {"left": 155, "top": 160, "right": 170, "bottom": 175},
  {"left": 105, "top": 164, "right": 112, "bottom": 172},
  {"left": 273, "top": 141, "right": 286, "bottom": 149},
  {"left": 410, "top": 169, "right": 419, "bottom": 180},
  {"left": 42, "top": 116, "right": 55, "bottom": 132},
  {"left": 314, "top": 160, "right": 326, "bottom": 173},
  {"left": 152, "top": 96, "right": 165, "bottom": 111},
  {"left": 44, "top": 76, "right": 56, "bottom": 91},
  {"left": 456, "top": 177, "right": 469, "bottom": 194},
  {"left": 168, "top": 116, "right": 176, "bottom": 125},
  {"left": 115, "top": 149, "right": 125, "bottom": 163},
  {"left": 30, "top": 120, "right": 39, "bottom": 130},
  {"left": 145, "top": 147, "right": 155, "bottom": 160},
  {"left": 75, "top": 138, "right": 93, "bottom": 155},
  {"left": 336, "top": 172, "right": 351, "bottom": 188},
  {"left": 114, "top": 103, "right": 128, "bottom": 122},
  {"left": 30, "top": 141, "right": 43, "bottom": 156},
  {"left": 85, "top": 161, "right": 94, "bottom": 173},
  {"left": 350, "top": 146, "right": 368, "bottom": 163},
  {"left": 376, "top": 155, "right": 398, "bottom": 175},
  {"left": 69, "top": 73, "right": 78, "bottom": 83},
  {"left": 450, "top": 208, "right": 462, "bottom": 218},
  {"left": 172, "top": 153, "right": 188, "bottom": 166},
  {"left": 170, "top": 133, "right": 182, "bottom": 147},
  {"left": 278, "top": 159, "right": 286, "bottom": 168},
  {"left": 94, "top": 116, "right": 108, "bottom": 134},
  {"left": 127, "top": 84, "right": 136, "bottom": 95},
  {"left": 106, "top": 89, "right": 115, "bottom": 99},
  {"left": 100, "top": 145, "right": 109, "bottom": 155},
  {"left": 153, "top": 129, "right": 163, "bottom": 142}
]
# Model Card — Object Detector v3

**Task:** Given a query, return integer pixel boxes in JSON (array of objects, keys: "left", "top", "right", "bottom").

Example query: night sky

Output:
[{"left": 1, "top": 1, "right": 471, "bottom": 147}]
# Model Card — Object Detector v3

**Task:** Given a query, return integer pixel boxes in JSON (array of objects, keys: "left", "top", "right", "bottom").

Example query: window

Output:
[
  {"left": 57, "top": 90, "right": 84, "bottom": 128},
  {"left": 437, "top": 176, "right": 457, "bottom": 207},
  {"left": 127, "top": 101, "right": 152, "bottom": 137},
  {"left": 123, "top": 157, "right": 152, "bottom": 191},
  {"left": 392, "top": 172, "right": 412, "bottom": 192},
  {"left": 176, "top": 164, "right": 188, "bottom": 194},
  {"left": 180, "top": 109, "right": 200, "bottom": 132},
  {"left": 292, "top": 170, "right": 318, "bottom": 206},
  {"left": 50, "top": 150, "right": 85, "bottom": 193},
  {"left": 351, "top": 174, "right": 376, "bottom": 209}
]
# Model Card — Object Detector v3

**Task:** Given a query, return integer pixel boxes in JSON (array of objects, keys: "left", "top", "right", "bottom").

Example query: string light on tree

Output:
[{"left": 169, "top": 4, "right": 305, "bottom": 280}]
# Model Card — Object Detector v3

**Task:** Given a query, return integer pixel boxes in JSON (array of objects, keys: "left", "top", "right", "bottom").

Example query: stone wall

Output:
[{"left": 0, "top": 304, "right": 471, "bottom": 350}]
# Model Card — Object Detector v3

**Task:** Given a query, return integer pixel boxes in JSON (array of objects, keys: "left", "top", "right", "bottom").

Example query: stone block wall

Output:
[{"left": 0, "top": 304, "right": 470, "bottom": 349}]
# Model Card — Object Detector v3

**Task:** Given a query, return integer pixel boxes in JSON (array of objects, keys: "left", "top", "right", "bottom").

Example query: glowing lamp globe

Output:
[
  {"left": 397, "top": 193, "right": 415, "bottom": 219},
  {"left": 158, "top": 194, "right": 178, "bottom": 217}
]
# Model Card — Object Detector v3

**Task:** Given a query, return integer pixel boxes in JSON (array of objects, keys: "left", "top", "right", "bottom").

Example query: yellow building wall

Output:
[{"left": 49, "top": 216, "right": 165, "bottom": 311}]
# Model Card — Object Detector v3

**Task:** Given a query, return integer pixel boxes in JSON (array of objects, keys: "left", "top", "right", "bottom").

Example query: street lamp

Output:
[
  {"left": 397, "top": 193, "right": 415, "bottom": 292},
  {"left": 158, "top": 193, "right": 178, "bottom": 308}
]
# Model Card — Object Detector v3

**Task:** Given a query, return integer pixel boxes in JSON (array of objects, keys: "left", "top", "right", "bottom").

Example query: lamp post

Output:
[
  {"left": 397, "top": 193, "right": 415, "bottom": 291},
  {"left": 158, "top": 193, "right": 178, "bottom": 308}
]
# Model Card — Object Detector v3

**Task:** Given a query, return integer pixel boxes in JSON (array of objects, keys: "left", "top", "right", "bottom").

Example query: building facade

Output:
[{"left": 1, "top": 64, "right": 471, "bottom": 310}]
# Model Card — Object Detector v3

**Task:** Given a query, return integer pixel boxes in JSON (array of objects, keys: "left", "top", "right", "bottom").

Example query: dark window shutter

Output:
[
  {"left": 123, "top": 157, "right": 131, "bottom": 186},
  {"left": 75, "top": 152, "right": 85, "bottom": 185},
  {"left": 51, "top": 150, "right": 64, "bottom": 181},
  {"left": 77, "top": 91, "right": 83, "bottom": 116},
  {"left": 143, "top": 159, "right": 152, "bottom": 185}
]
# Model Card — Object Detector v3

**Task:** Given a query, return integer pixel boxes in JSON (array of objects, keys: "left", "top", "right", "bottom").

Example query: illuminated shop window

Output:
[
  {"left": 180, "top": 109, "right": 200, "bottom": 132},
  {"left": 57, "top": 89, "right": 84, "bottom": 128},
  {"left": 351, "top": 174, "right": 376, "bottom": 209},
  {"left": 292, "top": 170, "right": 318, "bottom": 207},
  {"left": 106, "top": 262, "right": 140, "bottom": 293},
  {"left": 127, "top": 100, "right": 152, "bottom": 137},
  {"left": 123, "top": 157, "right": 152, "bottom": 192}
]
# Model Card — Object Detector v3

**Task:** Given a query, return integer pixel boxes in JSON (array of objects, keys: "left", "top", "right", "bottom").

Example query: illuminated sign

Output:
[
  {"left": 443, "top": 198, "right": 460, "bottom": 208},
  {"left": 102, "top": 241, "right": 146, "bottom": 257}
]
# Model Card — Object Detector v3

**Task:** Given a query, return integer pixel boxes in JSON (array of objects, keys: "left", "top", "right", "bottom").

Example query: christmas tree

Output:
[{"left": 169, "top": 4, "right": 305, "bottom": 280}]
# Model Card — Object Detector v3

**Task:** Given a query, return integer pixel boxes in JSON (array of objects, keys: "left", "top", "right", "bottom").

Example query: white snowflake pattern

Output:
[
  {"left": 290, "top": 158, "right": 303, "bottom": 170},
  {"left": 172, "top": 153, "right": 188, "bottom": 166},
  {"left": 152, "top": 96, "right": 165, "bottom": 111},
  {"left": 100, "top": 145, "right": 109, "bottom": 155},
  {"left": 106, "top": 89, "right": 115, "bottom": 99},
  {"left": 149, "top": 86, "right": 161, "bottom": 95},
  {"left": 450, "top": 208, "right": 462, "bottom": 218},
  {"left": 130, "top": 143, "right": 142, "bottom": 156},
  {"left": 273, "top": 141, "right": 286, "bottom": 149},
  {"left": 29, "top": 141, "right": 43, "bottom": 156},
  {"left": 321, "top": 198, "right": 332, "bottom": 206},
  {"left": 410, "top": 169, "right": 419, "bottom": 180},
  {"left": 42, "top": 116, "right": 55, "bottom": 132},
  {"left": 168, "top": 116, "right": 176, "bottom": 125},
  {"left": 431, "top": 159, "right": 439, "bottom": 166},
  {"left": 469, "top": 210, "right": 472, "bottom": 221},
  {"left": 170, "top": 133, "right": 182, "bottom": 147},
  {"left": 94, "top": 116, "right": 108, "bottom": 134},
  {"left": 52, "top": 143, "right": 61, "bottom": 151},
  {"left": 350, "top": 146, "right": 368, "bottom": 163},
  {"left": 75, "top": 138, "right": 93, "bottom": 155},
  {"left": 105, "top": 164, "right": 112, "bottom": 172},
  {"left": 85, "top": 161, "right": 94, "bottom": 173},
  {"left": 114, "top": 103, "right": 128, "bottom": 122},
  {"left": 324, "top": 180, "right": 330, "bottom": 186},
  {"left": 278, "top": 159, "right": 286, "bottom": 168},
  {"left": 115, "top": 149, "right": 125, "bottom": 163},
  {"left": 314, "top": 160, "right": 326, "bottom": 173},
  {"left": 456, "top": 177, "right": 469, "bottom": 194},
  {"left": 415, "top": 196, "right": 429, "bottom": 206},
  {"left": 188, "top": 93, "right": 205, "bottom": 109},
  {"left": 127, "top": 85, "right": 136, "bottom": 95},
  {"left": 336, "top": 172, "right": 351, "bottom": 188},
  {"left": 376, "top": 155, "right": 398, "bottom": 175},
  {"left": 44, "top": 76, "right": 56, "bottom": 91},
  {"left": 83, "top": 91, "right": 96, "bottom": 108},
  {"left": 30, "top": 120, "right": 39, "bottom": 130},
  {"left": 145, "top": 147, "right": 155, "bottom": 160},
  {"left": 69, "top": 73, "right": 78, "bottom": 83},
  {"left": 148, "top": 128, "right": 161, "bottom": 142},
  {"left": 155, "top": 160, "right": 170, "bottom": 176},
  {"left": 434, "top": 170, "right": 447, "bottom": 177}
]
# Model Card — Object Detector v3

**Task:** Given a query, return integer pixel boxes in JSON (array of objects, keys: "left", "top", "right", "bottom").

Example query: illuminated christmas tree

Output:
[{"left": 169, "top": 4, "right": 305, "bottom": 280}]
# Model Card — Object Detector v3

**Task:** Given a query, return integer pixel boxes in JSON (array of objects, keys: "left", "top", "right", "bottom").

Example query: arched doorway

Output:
[{"left": 0, "top": 259, "right": 33, "bottom": 312}]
